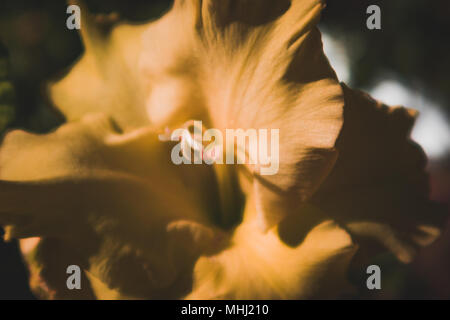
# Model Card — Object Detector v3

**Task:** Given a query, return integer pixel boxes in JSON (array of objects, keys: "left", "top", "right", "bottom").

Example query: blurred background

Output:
[{"left": 0, "top": 0, "right": 449, "bottom": 299}]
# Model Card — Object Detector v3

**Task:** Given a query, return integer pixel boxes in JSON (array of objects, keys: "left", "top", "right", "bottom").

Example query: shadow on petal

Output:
[{"left": 312, "top": 84, "right": 448, "bottom": 264}]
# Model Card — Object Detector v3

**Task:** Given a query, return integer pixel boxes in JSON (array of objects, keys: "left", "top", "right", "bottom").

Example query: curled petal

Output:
[
  {"left": 188, "top": 197, "right": 357, "bottom": 299},
  {"left": 49, "top": 1, "right": 153, "bottom": 130},
  {"left": 19, "top": 237, "right": 96, "bottom": 300},
  {"left": 312, "top": 84, "right": 448, "bottom": 264},
  {"left": 0, "top": 114, "right": 222, "bottom": 298}
]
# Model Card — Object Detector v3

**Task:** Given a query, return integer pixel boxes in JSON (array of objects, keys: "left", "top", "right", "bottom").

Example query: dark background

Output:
[{"left": 0, "top": 0, "right": 449, "bottom": 299}]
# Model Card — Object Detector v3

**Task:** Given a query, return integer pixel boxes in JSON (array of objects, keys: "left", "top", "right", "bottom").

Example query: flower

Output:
[{"left": 0, "top": 0, "right": 446, "bottom": 299}]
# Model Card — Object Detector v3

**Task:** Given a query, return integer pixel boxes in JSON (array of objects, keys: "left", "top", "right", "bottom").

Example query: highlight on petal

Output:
[
  {"left": 48, "top": 1, "right": 153, "bottom": 131},
  {"left": 194, "top": 0, "right": 344, "bottom": 229},
  {"left": 49, "top": 0, "right": 210, "bottom": 132},
  {"left": 312, "top": 84, "right": 447, "bottom": 264}
]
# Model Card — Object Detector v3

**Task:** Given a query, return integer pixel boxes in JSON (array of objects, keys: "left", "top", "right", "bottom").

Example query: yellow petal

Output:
[
  {"left": 49, "top": 1, "right": 154, "bottom": 130},
  {"left": 0, "top": 114, "right": 222, "bottom": 298},
  {"left": 187, "top": 196, "right": 357, "bottom": 299},
  {"left": 196, "top": 0, "right": 344, "bottom": 229},
  {"left": 49, "top": 0, "right": 209, "bottom": 131}
]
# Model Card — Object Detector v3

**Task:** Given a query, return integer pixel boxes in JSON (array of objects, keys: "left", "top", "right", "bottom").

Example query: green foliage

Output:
[
  {"left": 0, "top": 49, "right": 15, "bottom": 134},
  {"left": 0, "top": 59, "right": 7, "bottom": 79}
]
